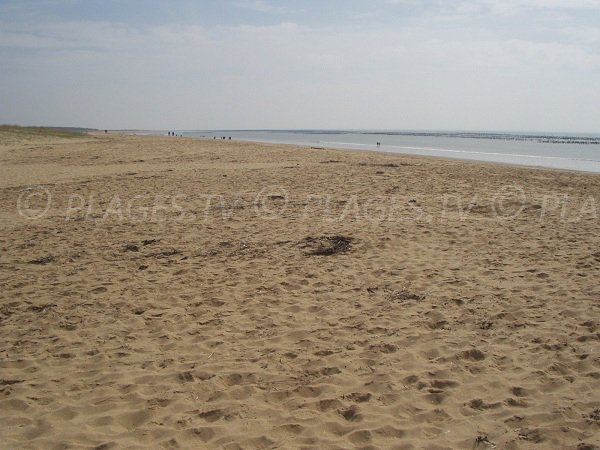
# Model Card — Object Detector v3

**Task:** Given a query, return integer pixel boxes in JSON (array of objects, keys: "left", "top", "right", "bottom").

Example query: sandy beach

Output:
[{"left": 1, "top": 129, "right": 599, "bottom": 449}]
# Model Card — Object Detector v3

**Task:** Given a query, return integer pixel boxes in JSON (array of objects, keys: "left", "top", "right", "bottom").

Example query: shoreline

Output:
[
  {"left": 120, "top": 130, "right": 600, "bottom": 175},
  {"left": 120, "top": 131, "right": 600, "bottom": 177},
  {"left": 232, "top": 137, "right": 600, "bottom": 176}
]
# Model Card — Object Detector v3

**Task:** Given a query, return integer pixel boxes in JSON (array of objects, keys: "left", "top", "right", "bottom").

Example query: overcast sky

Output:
[{"left": 1, "top": 0, "right": 599, "bottom": 131}]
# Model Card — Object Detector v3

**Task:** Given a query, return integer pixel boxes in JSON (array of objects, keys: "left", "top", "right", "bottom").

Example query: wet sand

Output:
[{"left": 1, "top": 130, "right": 599, "bottom": 449}]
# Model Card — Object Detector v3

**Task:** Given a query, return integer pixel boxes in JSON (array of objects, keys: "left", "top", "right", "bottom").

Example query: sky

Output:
[{"left": 1, "top": 0, "right": 599, "bottom": 132}]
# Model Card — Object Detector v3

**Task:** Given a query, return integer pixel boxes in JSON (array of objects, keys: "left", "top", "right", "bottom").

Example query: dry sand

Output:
[{"left": 0, "top": 130, "right": 599, "bottom": 449}]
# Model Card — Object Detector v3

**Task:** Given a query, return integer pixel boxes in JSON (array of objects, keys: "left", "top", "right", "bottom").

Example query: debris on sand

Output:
[
  {"left": 386, "top": 288, "right": 425, "bottom": 302},
  {"left": 151, "top": 248, "right": 181, "bottom": 259},
  {"left": 474, "top": 435, "right": 496, "bottom": 448},
  {"left": 28, "top": 255, "right": 56, "bottom": 265},
  {"left": 479, "top": 320, "right": 493, "bottom": 330},
  {"left": 518, "top": 428, "right": 544, "bottom": 443},
  {"left": 299, "top": 235, "right": 353, "bottom": 256},
  {"left": 27, "top": 303, "right": 56, "bottom": 313},
  {"left": 366, "top": 285, "right": 426, "bottom": 302},
  {"left": 589, "top": 408, "right": 600, "bottom": 421},
  {"left": 576, "top": 444, "right": 599, "bottom": 450}
]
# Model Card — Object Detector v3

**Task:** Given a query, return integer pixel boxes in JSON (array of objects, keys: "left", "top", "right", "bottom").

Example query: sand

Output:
[{"left": 0, "top": 130, "right": 599, "bottom": 449}]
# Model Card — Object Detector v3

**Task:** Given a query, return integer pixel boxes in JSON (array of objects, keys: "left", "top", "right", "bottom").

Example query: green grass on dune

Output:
[{"left": 0, "top": 125, "right": 90, "bottom": 138}]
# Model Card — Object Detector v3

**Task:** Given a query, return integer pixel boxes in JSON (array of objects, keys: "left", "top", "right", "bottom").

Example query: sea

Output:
[{"left": 153, "top": 130, "right": 600, "bottom": 173}]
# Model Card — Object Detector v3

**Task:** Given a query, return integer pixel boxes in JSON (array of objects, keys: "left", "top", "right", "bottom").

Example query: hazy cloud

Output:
[
  {"left": 234, "top": 0, "right": 295, "bottom": 14},
  {"left": 0, "top": 0, "right": 599, "bottom": 131}
]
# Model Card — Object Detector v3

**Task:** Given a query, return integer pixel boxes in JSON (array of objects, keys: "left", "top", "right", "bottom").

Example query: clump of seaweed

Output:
[{"left": 299, "top": 235, "right": 353, "bottom": 256}]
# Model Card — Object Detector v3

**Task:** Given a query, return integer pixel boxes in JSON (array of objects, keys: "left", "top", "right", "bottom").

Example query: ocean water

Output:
[{"left": 177, "top": 130, "right": 600, "bottom": 173}]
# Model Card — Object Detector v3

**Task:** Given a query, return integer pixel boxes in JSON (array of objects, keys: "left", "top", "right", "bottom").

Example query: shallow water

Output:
[{"left": 178, "top": 130, "right": 600, "bottom": 173}]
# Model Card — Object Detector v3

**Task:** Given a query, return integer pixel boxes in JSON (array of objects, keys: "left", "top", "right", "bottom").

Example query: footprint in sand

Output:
[{"left": 90, "top": 286, "right": 108, "bottom": 294}]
